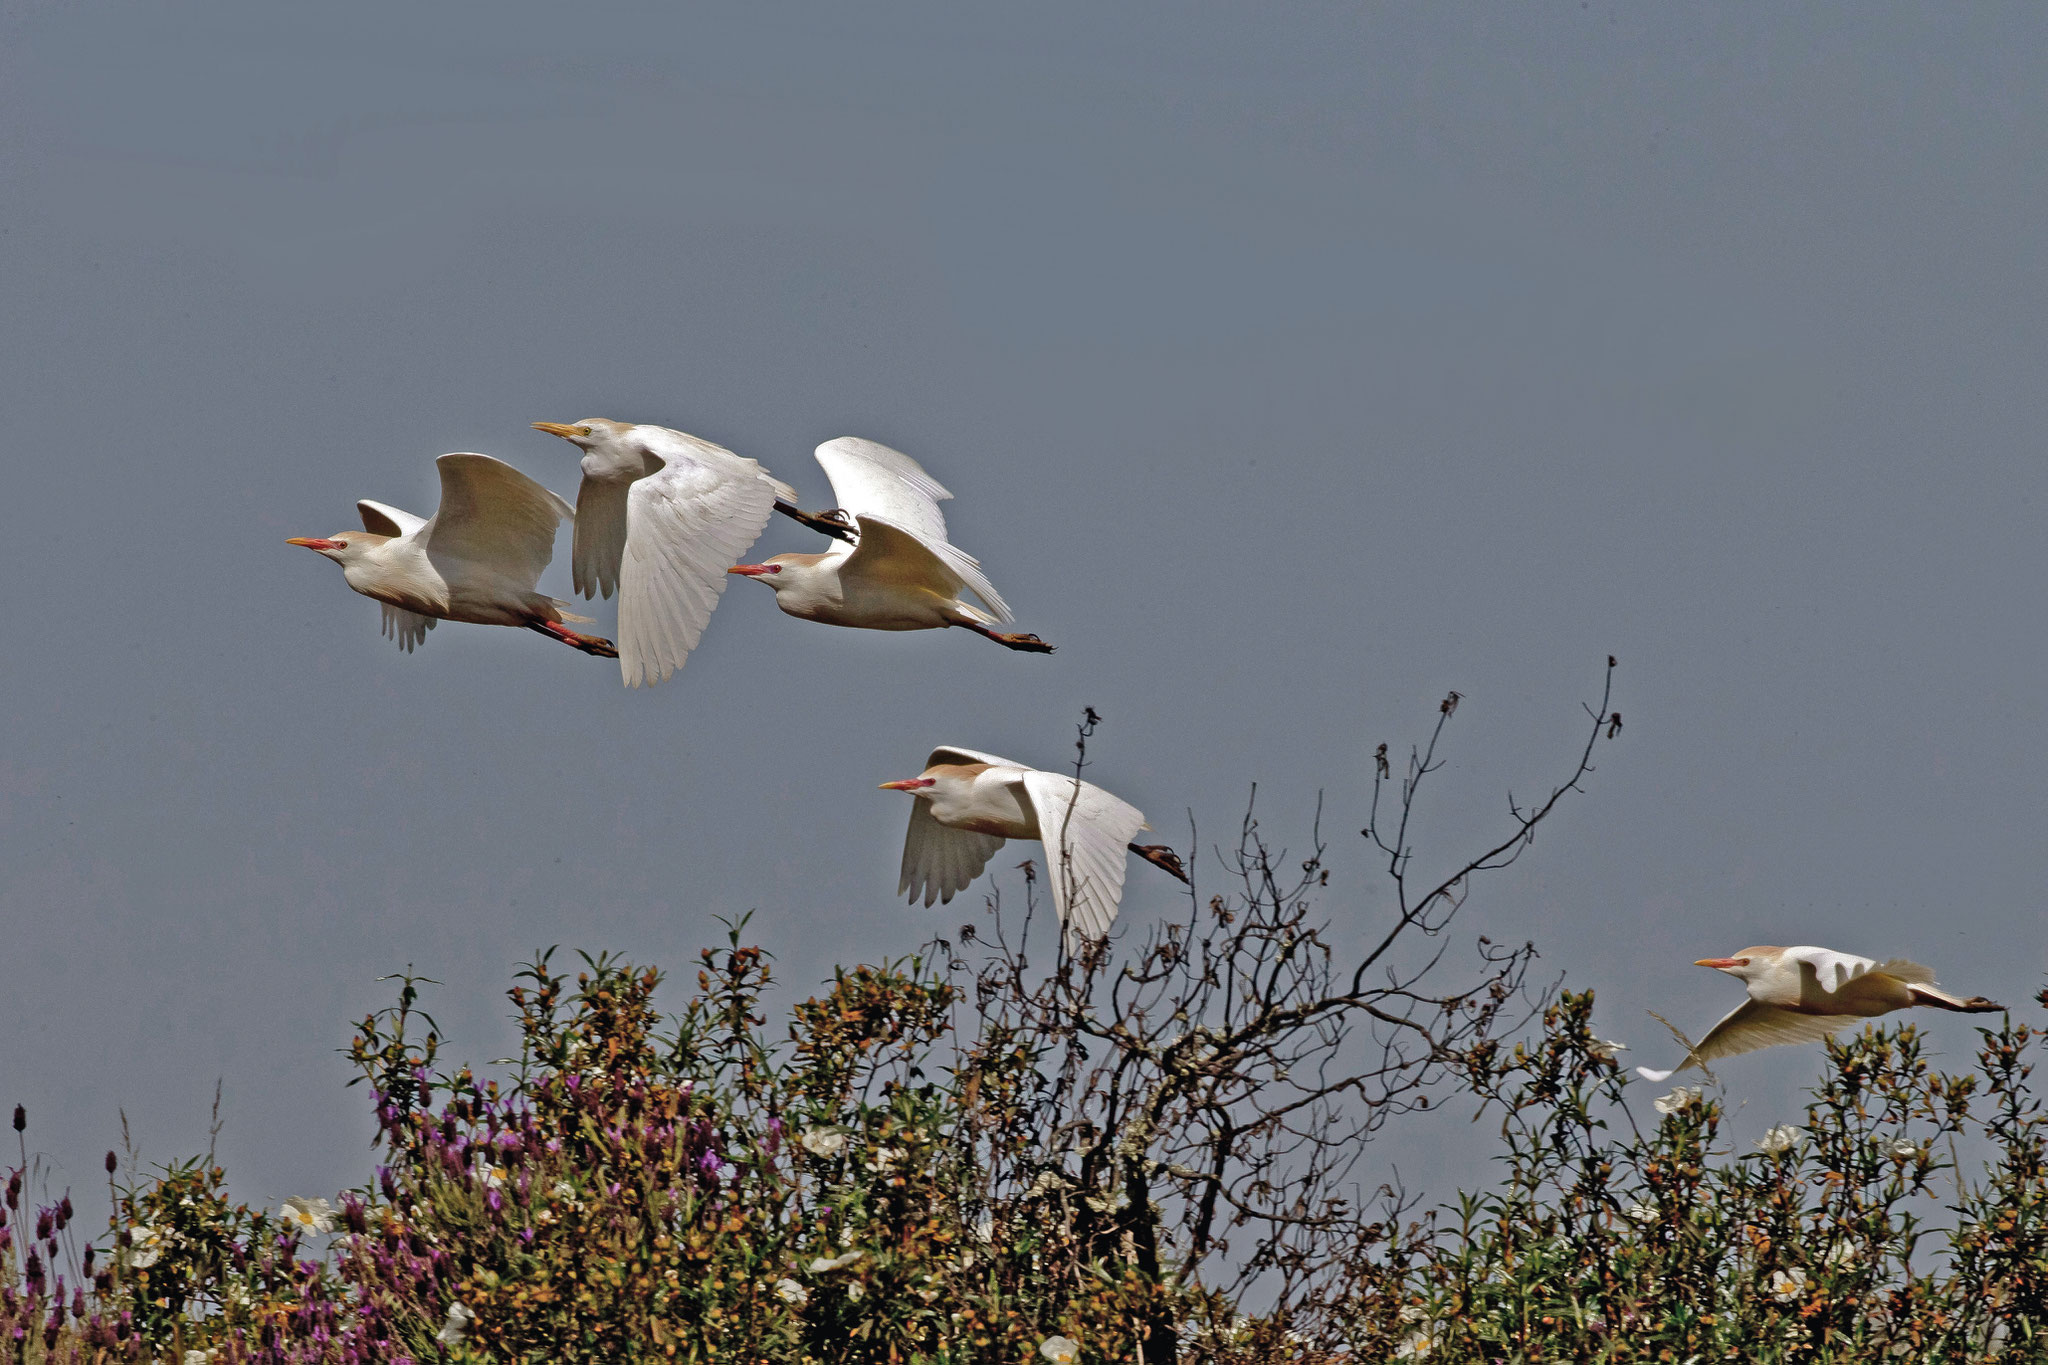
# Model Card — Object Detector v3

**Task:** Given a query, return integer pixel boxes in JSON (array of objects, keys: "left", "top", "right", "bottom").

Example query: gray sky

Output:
[{"left": 3, "top": 3, "right": 2045, "bottom": 1212}]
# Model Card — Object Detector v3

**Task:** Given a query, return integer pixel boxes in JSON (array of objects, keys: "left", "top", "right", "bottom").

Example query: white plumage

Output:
[
  {"left": 289, "top": 453, "right": 614, "bottom": 658},
  {"left": 1637, "top": 944, "right": 2001, "bottom": 1082},
  {"left": 534, "top": 419, "right": 793, "bottom": 687},
  {"left": 729, "top": 438, "right": 1050, "bottom": 653},
  {"left": 880, "top": 746, "right": 1187, "bottom": 948}
]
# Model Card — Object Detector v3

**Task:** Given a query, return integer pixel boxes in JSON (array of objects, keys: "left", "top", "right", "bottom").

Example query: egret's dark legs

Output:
[
  {"left": 1129, "top": 843, "right": 1190, "bottom": 883},
  {"left": 773, "top": 500, "right": 858, "bottom": 543},
  {"left": 963, "top": 622, "right": 1056, "bottom": 653}
]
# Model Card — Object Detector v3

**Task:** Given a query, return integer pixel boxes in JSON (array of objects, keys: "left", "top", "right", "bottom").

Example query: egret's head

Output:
[
  {"left": 532, "top": 418, "right": 630, "bottom": 450},
  {"left": 1695, "top": 947, "right": 1773, "bottom": 981},
  {"left": 878, "top": 773, "right": 939, "bottom": 797},
  {"left": 287, "top": 532, "right": 371, "bottom": 564},
  {"left": 727, "top": 555, "right": 798, "bottom": 588}
]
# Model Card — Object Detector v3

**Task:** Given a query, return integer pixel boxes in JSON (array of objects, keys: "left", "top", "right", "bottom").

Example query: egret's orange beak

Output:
[
  {"left": 287, "top": 537, "right": 345, "bottom": 551},
  {"left": 1695, "top": 957, "right": 1748, "bottom": 970},
  {"left": 532, "top": 422, "right": 592, "bottom": 440},
  {"left": 878, "top": 778, "right": 936, "bottom": 790},
  {"left": 728, "top": 564, "right": 779, "bottom": 577}
]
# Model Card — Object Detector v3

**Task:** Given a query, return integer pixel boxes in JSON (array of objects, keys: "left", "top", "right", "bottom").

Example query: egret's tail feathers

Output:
[{"left": 1635, "top": 1065, "right": 1682, "bottom": 1083}]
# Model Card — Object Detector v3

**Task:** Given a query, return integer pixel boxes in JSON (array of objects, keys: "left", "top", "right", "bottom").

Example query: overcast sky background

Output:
[{"left": 3, "top": 3, "right": 2045, "bottom": 1217}]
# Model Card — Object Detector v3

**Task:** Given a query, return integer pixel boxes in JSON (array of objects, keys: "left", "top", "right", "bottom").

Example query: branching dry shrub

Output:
[{"left": 5, "top": 665, "right": 1640, "bottom": 1362}]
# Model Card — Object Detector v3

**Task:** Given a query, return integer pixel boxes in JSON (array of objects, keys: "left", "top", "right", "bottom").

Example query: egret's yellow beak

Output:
[{"left": 532, "top": 422, "right": 593, "bottom": 441}]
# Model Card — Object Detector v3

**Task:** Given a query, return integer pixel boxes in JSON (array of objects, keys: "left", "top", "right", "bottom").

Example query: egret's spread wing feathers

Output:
[
  {"left": 615, "top": 445, "right": 780, "bottom": 687},
  {"left": 1785, "top": 946, "right": 1885, "bottom": 995},
  {"left": 1694, "top": 999, "right": 1849, "bottom": 1063},
  {"left": 841, "top": 517, "right": 1013, "bottom": 624},
  {"left": 814, "top": 438, "right": 954, "bottom": 542},
  {"left": 898, "top": 798, "right": 1006, "bottom": 909},
  {"left": 572, "top": 475, "right": 630, "bottom": 601},
  {"left": 1638, "top": 1000, "right": 1848, "bottom": 1082},
  {"left": 379, "top": 603, "right": 436, "bottom": 652},
  {"left": 814, "top": 436, "right": 1014, "bottom": 624},
  {"left": 422, "top": 454, "right": 572, "bottom": 586},
  {"left": 1020, "top": 771, "right": 1147, "bottom": 946},
  {"left": 358, "top": 500, "right": 427, "bottom": 539}
]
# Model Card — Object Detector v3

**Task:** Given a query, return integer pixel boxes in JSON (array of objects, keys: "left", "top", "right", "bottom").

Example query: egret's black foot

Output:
[
  {"left": 971, "top": 626, "right": 1056, "bottom": 654},
  {"left": 774, "top": 500, "right": 858, "bottom": 543},
  {"left": 1129, "top": 843, "right": 1190, "bottom": 884}
]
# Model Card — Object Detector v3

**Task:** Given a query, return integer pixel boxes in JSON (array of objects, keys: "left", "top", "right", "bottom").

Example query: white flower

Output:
[
  {"left": 799, "top": 1129, "right": 847, "bottom": 1159},
  {"left": 864, "top": 1146, "right": 903, "bottom": 1173},
  {"left": 1624, "top": 1201, "right": 1659, "bottom": 1224},
  {"left": 550, "top": 1181, "right": 575, "bottom": 1198},
  {"left": 1771, "top": 1268, "right": 1808, "bottom": 1302},
  {"left": 183, "top": 1351, "right": 218, "bottom": 1364},
  {"left": 1755, "top": 1125, "right": 1803, "bottom": 1156},
  {"left": 436, "top": 1302, "right": 476, "bottom": 1346},
  {"left": 1027, "top": 1170, "right": 1069, "bottom": 1199},
  {"left": 1039, "top": 1336, "right": 1080, "bottom": 1364},
  {"left": 846, "top": 1281, "right": 865, "bottom": 1301},
  {"left": 774, "top": 1278, "right": 808, "bottom": 1307},
  {"left": 1889, "top": 1138, "right": 1924, "bottom": 1161},
  {"left": 1653, "top": 1087, "right": 1703, "bottom": 1115},
  {"left": 1589, "top": 1038, "right": 1627, "bottom": 1060},
  {"left": 808, "top": 1250, "right": 865, "bottom": 1274},
  {"left": 125, "top": 1224, "right": 164, "bottom": 1269},
  {"left": 1393, "top": 1328, "right": 1438, "bottom": 1359},
  {"left": 278, "top": 1196, "right": 336, "bottom": 1235},
  {"left": 973, "top": 1213, "right": 996, "bottom": 1244},
  {"left": 1824, "top": 1241, "right": 1860, "bottom": 1269},
  {"left": 472, "top": 1156, "right": 506, "bottom": 1188}
]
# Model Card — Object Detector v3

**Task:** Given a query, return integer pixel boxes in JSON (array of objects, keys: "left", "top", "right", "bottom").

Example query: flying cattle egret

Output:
[
  {"left": 532, "top": 418, "right": 828, "bottom": 687},
  {"left": 727, "top": 437, "right": 1054, "bottom": 653},
  {"left": 1637, "top": 945, "right": 2002, "bottom": 1082},
  {"left": 879, "top": 746, "right": 1189, "bottom": 947},
  {"left": 288, "top": 453, "right": 615, "bottom": 657}
]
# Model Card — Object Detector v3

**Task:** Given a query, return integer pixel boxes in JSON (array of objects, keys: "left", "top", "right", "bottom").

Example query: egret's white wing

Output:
[
  {"left": 1636, "top": 999, "right": 1848, "bottom": 1082},
  {"left": 815, "top": 438, "right": 954, "bottom": 542},
  {"left": 422, "top": 454, "right": 572, "bottom": 587},
  {"left": 643, "top": 426, "right": 797, "bottom": 503},
  {"left": 841, "top": 517, "right": 1013, "bottom": 624},
  {"left": 1020, "top": 770, "right": 1147, "bottom": 945},
  {"left": 379, "top": 603, "right": 436, "bottom": 652},
  {"left": 898, "top": 798, "right": 1007, "bottom": 908},
  {"left": 1783, "top": 946, "right": 1885, "bottom": 995},
  {"left": 615, "top": 443, "right": 780, "bottom": 687},
  {"left": 1874, "top": 958, "right": 1936, "bottom": 986},
  {"left": 359, "top": 500, "right": 427, "bottom": 539},
  {"left": 815, "top": 437, "right": 1013, "bottom": 623},
  {"left": 572, "top": 476, "right": 629, "bottom": 601}
]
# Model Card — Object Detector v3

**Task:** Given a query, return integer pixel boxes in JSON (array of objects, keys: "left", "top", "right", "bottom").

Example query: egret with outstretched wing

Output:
[
  {"left": 288, "top": 453, "right": 613, "bottom": 657},
  {"left": 728, "top": 437, "right": 1053, "bottom": 653},
  {"left": 879, "top": 746, "right": 1188, "bottom": 948},
  {"left": 1637, "top": 945, "right": 2001, "bottom": 1082},
  {"left": 533, "top": 418, "right": 799, "bottom": 686}
]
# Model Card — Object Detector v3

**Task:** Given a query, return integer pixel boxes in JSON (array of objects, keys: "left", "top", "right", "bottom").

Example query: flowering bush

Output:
[
  {"left": 13, "top": 959, "right": 2048, "bottom": 1361},
  {"left": 1312, "top": 989, "right": 2048, "bottom": 1362}
]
